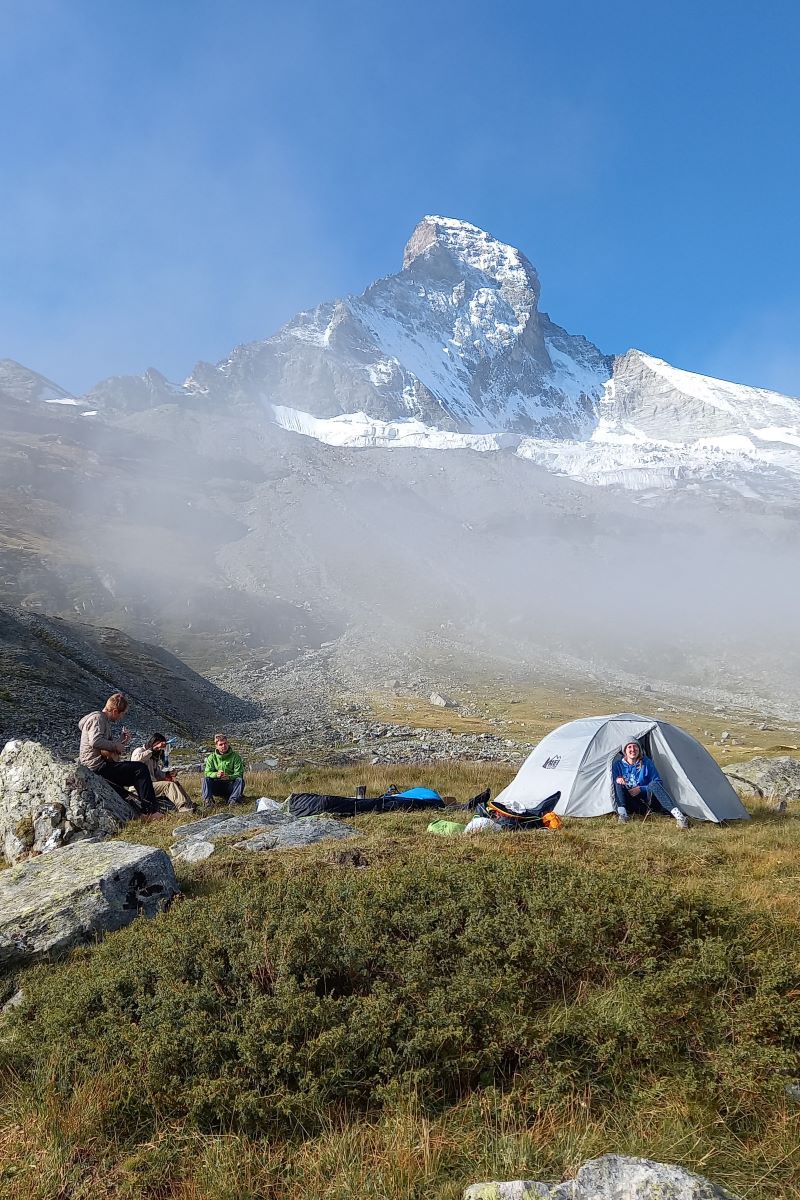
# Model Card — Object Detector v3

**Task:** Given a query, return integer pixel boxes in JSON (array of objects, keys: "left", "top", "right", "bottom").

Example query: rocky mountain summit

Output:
[
  {"left": 9, "top": 216, "right": 800, "bottom": 501},
  {"left": 224, "top": 214, "right": 612, "bottom": 438}
]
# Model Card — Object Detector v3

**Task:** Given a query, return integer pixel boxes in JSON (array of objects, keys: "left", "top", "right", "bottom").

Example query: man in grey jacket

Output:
[{"left": 78, "top": 692, "right": 159, "bottom": 813}]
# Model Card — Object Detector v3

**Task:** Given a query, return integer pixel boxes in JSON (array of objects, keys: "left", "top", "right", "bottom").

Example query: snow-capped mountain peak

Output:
[
  {"left": 195, "top": 216, "right": 611, "bottom": 439},
  {"left": 403, "top": 214, "right": 540, "bottom": 297},
  {"left": 610, "top": 348, "right": 800, "bottom": 439}
]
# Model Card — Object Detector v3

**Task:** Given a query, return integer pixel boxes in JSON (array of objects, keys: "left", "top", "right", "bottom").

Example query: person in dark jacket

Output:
[{"left": 614, "top": 740, "right": 689, "bottom": 828}]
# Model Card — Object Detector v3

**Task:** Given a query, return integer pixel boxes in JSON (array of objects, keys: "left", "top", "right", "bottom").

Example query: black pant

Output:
[{"left": 96, "top": 760, "right": 158, "bottom": 813}]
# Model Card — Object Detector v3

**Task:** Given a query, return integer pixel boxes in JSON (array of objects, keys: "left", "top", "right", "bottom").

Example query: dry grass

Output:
[
  {"left": 121, "top": 763, "right": 800, "bottom": 923},
  {"left": 367, "top": 685, "right": 800, "bottom": 766}
]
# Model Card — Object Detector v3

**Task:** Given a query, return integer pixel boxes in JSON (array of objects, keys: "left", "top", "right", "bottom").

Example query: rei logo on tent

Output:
[{"left": 542, "top": 755, "right": 561, "bottom": 769}]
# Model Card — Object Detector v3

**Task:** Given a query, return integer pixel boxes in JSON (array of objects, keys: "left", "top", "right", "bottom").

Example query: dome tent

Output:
[{"left": 494, "top": 714, "right": 749, "bottom": 823}]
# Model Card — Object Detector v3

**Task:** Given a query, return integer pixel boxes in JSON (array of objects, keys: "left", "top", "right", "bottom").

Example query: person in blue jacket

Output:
[{"left": 614, "top": 740, "right": 689, "bottom": 829}]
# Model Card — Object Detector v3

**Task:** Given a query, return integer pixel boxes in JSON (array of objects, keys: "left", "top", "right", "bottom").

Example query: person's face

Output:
[
  {"left": 215, "top": 737, "right": 229, "bottom": 753},
  {"left": 153, "top": 740, "right": 167, "bottom": 752},
  {"left": 624, "top": 743, "right": 640, "bottom": 762},
  {"left": 108, "top": 704, "right": 127, "bottom": 721}
]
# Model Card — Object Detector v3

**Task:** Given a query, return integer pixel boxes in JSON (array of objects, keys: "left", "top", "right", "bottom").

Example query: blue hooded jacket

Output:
[{"left": 616, "top": 752, "right": 662, "bottom": 790}]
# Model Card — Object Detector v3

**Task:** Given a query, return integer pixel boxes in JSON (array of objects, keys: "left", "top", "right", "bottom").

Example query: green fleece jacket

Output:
[{"left": 203, "top": 748, "right": 244, "bottom": 779}]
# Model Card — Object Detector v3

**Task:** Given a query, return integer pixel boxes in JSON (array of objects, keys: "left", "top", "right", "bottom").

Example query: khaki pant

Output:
[{"left": 153, "top": 779, "right": 195, "bottom": 812}]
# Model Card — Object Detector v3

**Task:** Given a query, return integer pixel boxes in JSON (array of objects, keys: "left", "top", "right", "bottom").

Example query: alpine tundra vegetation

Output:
[{"left": 0, "top": 762, "right": 798, "bottom": 1199}]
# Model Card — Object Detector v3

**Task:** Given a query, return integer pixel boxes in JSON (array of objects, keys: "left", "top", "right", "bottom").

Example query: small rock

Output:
[
  {"left": 463, "top": 1153, "right": 742, "bottom": 1199},
  {"left": 171, "top": 809, "right": 292, "bottom": 859},
  {"left": 327, "top": 847, "right": 369, "bottom": 867},
  {"left": 172, "top": 839, "right": 216, "bottom": 863}
]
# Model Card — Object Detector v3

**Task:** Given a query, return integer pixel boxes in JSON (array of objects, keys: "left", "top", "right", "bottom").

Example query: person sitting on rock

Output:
[
  {"left": 132, "top": 733, "right": 195, "bottom": 813},
  {"left": 78, "top": 692, "right": 159, "bottom": 814},
  {"left": 202, "top": 733, "right": 245, "bottom": 805},
  {"left": 614, "top": 739, "right": 689, "bottom": 829}
]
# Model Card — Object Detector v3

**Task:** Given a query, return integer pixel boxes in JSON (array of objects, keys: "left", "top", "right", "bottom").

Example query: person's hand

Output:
[
  {"left": 615, "top": 776, "right": 625, "bottom": 785},
  {"left": 629, "top": 785, "right": 640, "bottom": 796},
  {"left": 120, "top": 726, "right": 132, "bottom": 746},
  {"left": 218, "top": 771, "right": 229, "bottom": 780},
  {"left": 165, "top": 770, "right": 177, "bottom": 781}
]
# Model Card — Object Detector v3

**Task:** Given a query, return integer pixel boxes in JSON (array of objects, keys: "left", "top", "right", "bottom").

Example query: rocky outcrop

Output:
[
  {"left": 723, "top": 755, "right": 800, "bottom": 812},
  {"left": 0, "top": 739, "right": 138, "bottom": 864},
  {"left": 171, "top": 805, "right": 357, "bottom": 862},
  {"left": 0, "top": 605, "right": 255, "bottom": 759},
  {"left": 464, "top": 1155, "right": 740, "bottom": 1199},
  {"left": 0, "top": 840, "right": 178, "bottom": 965}
]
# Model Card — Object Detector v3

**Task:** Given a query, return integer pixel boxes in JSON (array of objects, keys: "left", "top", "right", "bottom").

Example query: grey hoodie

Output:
[{"left": 78, "top": 710, "right": 123, "bottom": 770}]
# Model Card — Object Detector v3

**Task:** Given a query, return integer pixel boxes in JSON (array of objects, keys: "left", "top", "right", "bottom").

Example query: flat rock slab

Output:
[
  {"left": 173, "top": 809, "right": 292, "bottom": 841},
  {"left": 171, "top": 808, "right": 357, "bottom": 859},
  {"left": 464, "top": 1155, "right": 740, "bottom": 1199},
  {"left": 0, "top": 739, "right": 138, "bottom": 864},
  {"left": 0, "top": 840, "right": 179, "bottom": 965},
  {"left": 171, "top": 809, "right": 293, "bottom": 861},
  {"left": 723, "top": 756, "right": 800, "bottom": 810},
  {"left": 235, "top": 817, "right": 358, "bottom": 852}
]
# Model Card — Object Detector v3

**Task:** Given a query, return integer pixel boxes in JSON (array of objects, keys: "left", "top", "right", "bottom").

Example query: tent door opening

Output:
[{"left": 610, "top": 729, "right": 665, "bottom": 817}]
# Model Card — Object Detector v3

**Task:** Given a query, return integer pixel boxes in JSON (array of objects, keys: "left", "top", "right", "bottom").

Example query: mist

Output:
[{"left": 8, "top": 386, "right": 799, "bottom": 714}]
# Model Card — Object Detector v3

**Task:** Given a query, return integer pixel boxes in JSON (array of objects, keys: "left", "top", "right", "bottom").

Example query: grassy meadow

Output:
[
  {"left": 0, "top": 756, "right": 799, "bottom": 1199},
  {"left": 367, "top": 683, "right": 800, "bottom": 768}
]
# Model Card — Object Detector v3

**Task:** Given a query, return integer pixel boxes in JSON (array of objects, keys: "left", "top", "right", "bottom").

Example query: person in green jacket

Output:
[{"left": 202, "top": 733, "right": 245, "bottom": 805}]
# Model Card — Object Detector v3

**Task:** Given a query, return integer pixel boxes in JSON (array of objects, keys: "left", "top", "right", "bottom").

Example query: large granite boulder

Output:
[
  {"left": 723, "top": 755, "right": 800, "bottom": 812},
  {"left": 171, "top": 806, "right": 357, "bottom": 862},
  {"left": 464, "top": 1156, "right": 740, "bottom": 1199},
  {"left": 0, "top": 739, "right": 138, "bottom": 864},
  {"left": 0, "top": 840, "right": 178, "bottom": 965}
]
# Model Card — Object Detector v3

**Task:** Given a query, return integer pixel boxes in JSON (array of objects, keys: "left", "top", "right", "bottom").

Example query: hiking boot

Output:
[
  {"left": 674, "top": 813, "right": 689, "bottom": 830},
  {"left": 617, "top": 808, "right": 629, "bottom": 824}
]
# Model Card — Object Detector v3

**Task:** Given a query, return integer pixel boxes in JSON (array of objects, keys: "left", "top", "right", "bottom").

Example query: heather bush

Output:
[{"left": 3, "top": 853, "right": 797, "bottom": 1148}]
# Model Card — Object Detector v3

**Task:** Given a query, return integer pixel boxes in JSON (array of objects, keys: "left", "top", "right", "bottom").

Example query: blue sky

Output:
[{"left": 2, "top": 0, "right": 799, "bottom": 395}]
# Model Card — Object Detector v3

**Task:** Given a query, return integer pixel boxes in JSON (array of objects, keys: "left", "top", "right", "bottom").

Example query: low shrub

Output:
[{"left": 2, "top": 854, "right": 797, "bottom": 1147}]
